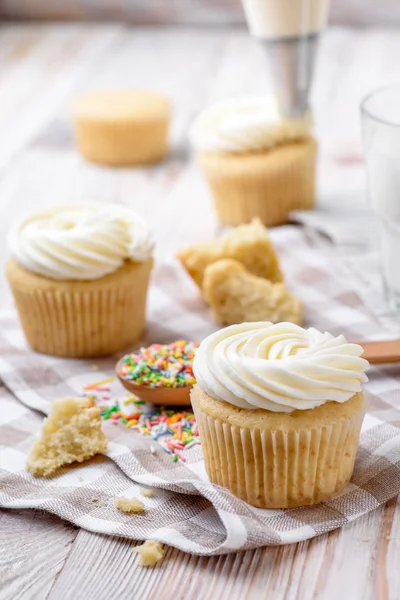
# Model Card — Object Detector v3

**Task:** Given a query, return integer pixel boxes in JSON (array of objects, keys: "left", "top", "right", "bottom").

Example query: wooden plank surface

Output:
[
  {"left": 0, "top": 23, "right": 400, "bottom": 600},
  {"left": 2, "top": 0, "right": 400, "bottom": 27}
]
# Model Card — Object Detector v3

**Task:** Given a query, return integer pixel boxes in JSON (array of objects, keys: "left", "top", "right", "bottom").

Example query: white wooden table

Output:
[{"left": 1, "top": 23, "right": 400, "bottom": 600}]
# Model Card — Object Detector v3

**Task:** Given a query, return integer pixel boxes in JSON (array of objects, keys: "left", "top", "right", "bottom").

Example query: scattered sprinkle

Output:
[
  {"left": 82, "top": 369, "right": 201, "bottom": 464},
  {"left": 140, "top": 488, "right": 155, "bottom": 498},
  {"left": 84, "top": 377, "right": 115, "bottom": 391},
  {"left": 133, "top": 540, "right": 164, "bottom": 567},
  {"left": 117, "top": 341, "right": 198, "bottom": 389},
  {"left": 115, "top": 497, "right": 145, "bottom": 514}
]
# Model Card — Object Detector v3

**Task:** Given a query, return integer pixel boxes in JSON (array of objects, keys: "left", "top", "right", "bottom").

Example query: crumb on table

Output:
[
  {"left": 140, "top": 488, "right": 154, "bottom": 498},
  {"left": 115, "top": 497, "right": 144, "bottom": 513},
  {"left": 133, "top": 540, "right": 164, "bottom": 567}
]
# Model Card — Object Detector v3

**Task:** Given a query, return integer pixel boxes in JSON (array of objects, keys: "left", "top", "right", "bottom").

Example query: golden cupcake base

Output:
[
  {"left": 72, "top": 90, "right": 171, "bottom": 166},
  {"left": 198, "top": 138, "right": 317, "bottom": 227},
  {"left": 6, "top": 258, "right": 153, "bottom": 358},
  {"left": 191, "top": 385, "right": 364, "bottom": 509}
]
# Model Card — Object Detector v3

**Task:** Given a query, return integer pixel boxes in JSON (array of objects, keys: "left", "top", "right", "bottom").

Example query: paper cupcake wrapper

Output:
[
  {"left": 73, "top": 117, "right": 169, "bottom": 166},
  {"left": 199, "top": 138, "right": 317, "bottom": 228},
  {"left": 7, "top": 259, "right": 152, "bottom": 358},
  {"left": 192, "top": 396, "right": 364, "bottom": 509}
]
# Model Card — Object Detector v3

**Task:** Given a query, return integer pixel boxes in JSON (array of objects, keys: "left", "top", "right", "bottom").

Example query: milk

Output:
[{"left": 366, "top": 148, "right": 400, "bottom": 295}]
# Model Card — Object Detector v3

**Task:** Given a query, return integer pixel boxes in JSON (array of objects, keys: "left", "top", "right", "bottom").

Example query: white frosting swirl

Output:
[
  {"left": 193, "top": 322, "right": 369, "bottom": 413},
  {"left": 190, "top": 96, "right": 311, "bottom": 154},
  {"left": 8, "top": 203, "right": 154, "bottom": 280}
]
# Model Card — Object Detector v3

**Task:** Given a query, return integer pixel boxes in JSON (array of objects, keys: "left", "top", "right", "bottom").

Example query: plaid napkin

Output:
[{"left": 1, "top": 226, "right": 400, "bottom": 555}]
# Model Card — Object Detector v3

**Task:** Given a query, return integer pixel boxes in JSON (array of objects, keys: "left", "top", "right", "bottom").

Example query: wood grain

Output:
[
  {"left": 1, "top": 23, "right": 400, "bottom": 600},
  {"left": 2, "top": 0, "right": 400, "bottom": 27},
  {"left": 0, "top": 510, "right": 77, "bottom": 600},
  {"left": 361, "top": 340, "right": 400, "bottom": 365}
]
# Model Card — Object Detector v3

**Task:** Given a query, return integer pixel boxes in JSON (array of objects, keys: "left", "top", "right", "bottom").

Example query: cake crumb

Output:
[
  {"left": 140, "top": 488, "right": 154, "bottom": 498},
  {"left": 360, "top": 538, "right": 370, "bottom": 543},
  {"left": 150, "top": 445, "right": 157, "bottom": 455},
  {"left": 26, "top": 397, "right": 107, "bottom": 477},
  {"left": 91, "top": 364, "right": 99, "bottom": 371},
  {"left": 115, "top": 497, "right": 144, "bottom": 513},
  {"left": 133, "top": 540, "right": 164, "bottom": 567},
  {"left": 91, "top": 497, "right": 99, "bottom": 503}
]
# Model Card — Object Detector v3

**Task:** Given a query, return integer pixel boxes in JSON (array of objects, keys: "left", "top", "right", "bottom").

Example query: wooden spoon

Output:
[
  {"left": 116, "top": 357, "right": 193, "bottom": 407},
  {"left": 360, "top": 340, "right": 400, "bottom": 365}
]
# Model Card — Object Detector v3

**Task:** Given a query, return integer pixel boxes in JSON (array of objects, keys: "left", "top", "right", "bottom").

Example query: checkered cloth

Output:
[{"left": 1, "top": 226, "right": 400, "bottom": 555}]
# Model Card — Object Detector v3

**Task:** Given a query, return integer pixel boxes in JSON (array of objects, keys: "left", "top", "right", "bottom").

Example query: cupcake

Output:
[
  {"left": 190, "top": 96, "right": 316, "bottom": 227},
  {"left": 6, "top": 203, "right": 154, "bottom": 358},
  {"left": 192, "top": 322, "right": 369, "bottom": 509},
  {"left": 72, "top": 90, "right": 171, "bottom": 166}
]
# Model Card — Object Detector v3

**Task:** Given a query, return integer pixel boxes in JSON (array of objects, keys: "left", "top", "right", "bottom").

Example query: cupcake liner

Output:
[
  {"left": 6, "top": 258, "right": 153, "bottom": 358},
  {"left": 198, "top": 138, "right": 317, "bottom": 227},
  {"left": 73, "top": 117, "right": 169, "bottom": 166},
  {"left": 192, "top": 390, "right": 365, "bottom": 509}
]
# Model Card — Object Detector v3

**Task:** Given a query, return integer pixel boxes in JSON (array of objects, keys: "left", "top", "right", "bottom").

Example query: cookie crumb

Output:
[
  {"left": 115, "top": 497, "right": 144, "bottom": 513},
  {"left": 133, "top": 540, "right": 164, "bottom": 567},
  {"left": 140, "top": 488, "right": 154, "bottom": 498},
  {"left": 91, "top": 497, "right": 99, "bottom": 503}
]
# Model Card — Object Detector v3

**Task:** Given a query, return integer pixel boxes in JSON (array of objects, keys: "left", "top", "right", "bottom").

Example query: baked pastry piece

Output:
[
  {"left": 192, "top": 322, "right": 369, "bottom": 508},
  {"left": 72, "top": 90, "right": 171, "bottom": 166},
  {"left": 7, "top": 203, "right": 153, "bottom": 358},
  {"left": 203, "top": 258, "right": 302, "bottom": 326},
  {"left": 27, "top": 397, "right": 107, "bottom": 477},
  {"left": 190, "top": 96, "right": 316, "bottom": 226},
  {"left": 177, "top": 218, "right": 282, "bottom": 289}
]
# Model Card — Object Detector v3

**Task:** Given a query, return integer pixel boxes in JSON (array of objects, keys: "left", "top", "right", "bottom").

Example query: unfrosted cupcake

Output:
[
  {"left": 192, "top": 322, "right": 368, "bottom": 509},
  {"left": 6, "top": 203, "right": 153, "bottom": 358},
  {"left": 72, "top": 90, "right": 171, "bottom": 166},
  {"left": 190, "top": 96, "right": 316, "bottom": 227}
]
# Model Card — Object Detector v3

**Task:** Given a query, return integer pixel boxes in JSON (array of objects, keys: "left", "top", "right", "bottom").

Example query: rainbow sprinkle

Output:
[
  {"left": 82, "top": 376, "right": 200, "bottom": 462},
  {"left": 117, "top": 340, "right": 199, "bottom": 389}
]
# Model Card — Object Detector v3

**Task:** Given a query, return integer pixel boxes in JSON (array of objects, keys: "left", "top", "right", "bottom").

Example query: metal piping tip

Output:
[{"left": 259, "top": 34, "right": 319, "bottom": 118}]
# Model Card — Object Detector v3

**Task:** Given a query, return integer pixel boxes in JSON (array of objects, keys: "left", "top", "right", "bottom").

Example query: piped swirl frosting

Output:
[
  {"left": 8, "top": 203, "right": 153, "bottom": 280},
  {"left": 193, "top": 322, "right": 369, "bottom": 413},
  {"left": 190, "top": 96, "right": 311, "bottom": 154}
]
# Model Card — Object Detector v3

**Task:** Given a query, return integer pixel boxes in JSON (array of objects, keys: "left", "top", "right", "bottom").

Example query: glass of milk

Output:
[{"left": 361, "top": 84, "right": 400, "bottom": 311}]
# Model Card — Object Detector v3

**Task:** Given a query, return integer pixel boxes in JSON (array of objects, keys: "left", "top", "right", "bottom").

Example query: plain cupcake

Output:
[
  {"left": 190, "top": 96, "right": 316, "bottom": 227},
  {"left": 6, "top": 203, "right": 154, "bottom": 358},
  {"left": 191, "top": 321, "right": 369, "bottom": 509},
  {"left": 72, "top": 90, "right": 171, "bottom": 166}
]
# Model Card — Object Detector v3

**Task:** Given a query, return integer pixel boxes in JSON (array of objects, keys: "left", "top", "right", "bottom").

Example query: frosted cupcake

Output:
[
  {"left": 192, "top": 322, "right": 368, "bottom": 509},
  {"left": 190, "top": 96, "right": 316, "bottom": 227},
  {"left": 6, "top": 203, "right": 153, "bottom": 358}
]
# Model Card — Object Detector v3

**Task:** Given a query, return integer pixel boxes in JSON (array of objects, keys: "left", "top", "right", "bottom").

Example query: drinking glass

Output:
[{"left": 361, "top": 83, "right": 400, "bottom": 311}]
